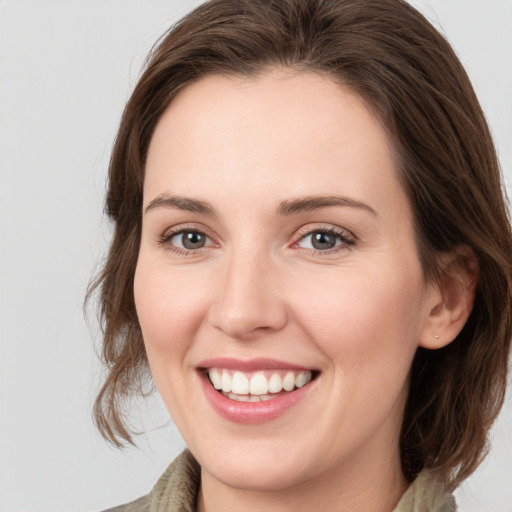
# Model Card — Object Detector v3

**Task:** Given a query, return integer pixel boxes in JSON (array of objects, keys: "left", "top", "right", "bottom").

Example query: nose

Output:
[{"left": 209, "top": 248, "right": 288, "bottom": 340}]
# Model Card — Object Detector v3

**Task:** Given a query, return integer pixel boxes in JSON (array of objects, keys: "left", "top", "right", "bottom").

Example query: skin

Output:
[{"left": 134, "top": 70, "right": 470, "bottom": 512}]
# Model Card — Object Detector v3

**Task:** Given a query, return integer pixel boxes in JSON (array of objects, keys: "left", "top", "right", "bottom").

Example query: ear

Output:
[{"left": 419, "top": 245, "right": 479, "bottom": 350}]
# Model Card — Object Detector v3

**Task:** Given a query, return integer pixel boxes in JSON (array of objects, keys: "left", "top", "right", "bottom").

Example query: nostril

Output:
[
  {"left": 208, "top": 260, "right": 288, "bottom": 338},
  {"left": 210, "top": 306, "right": 287, "bottom": 339}
]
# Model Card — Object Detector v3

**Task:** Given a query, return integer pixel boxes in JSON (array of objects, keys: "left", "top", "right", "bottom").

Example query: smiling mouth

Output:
[{"left": 205, "top": 368, "right": 316, "bottom": 402}]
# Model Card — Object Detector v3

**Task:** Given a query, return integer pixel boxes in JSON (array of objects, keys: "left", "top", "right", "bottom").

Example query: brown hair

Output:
[{"left": 88, "top": 0, "right": 512, "bottom": 489}]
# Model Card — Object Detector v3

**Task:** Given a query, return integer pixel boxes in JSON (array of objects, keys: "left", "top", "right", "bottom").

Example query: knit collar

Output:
[
  {"left": 394, "top": 470, "right": 456, "bottom": 512},
  {"left": 150, "top": 451, "right": 456, "bottom": 512}
]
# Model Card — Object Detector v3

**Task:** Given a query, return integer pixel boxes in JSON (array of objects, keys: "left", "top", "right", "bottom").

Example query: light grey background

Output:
[{"left": 0, "top": 1, "right": 511, "bottom": 511}]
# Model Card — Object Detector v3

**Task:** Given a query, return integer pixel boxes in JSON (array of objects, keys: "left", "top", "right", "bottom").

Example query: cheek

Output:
[
  {"left": 133, "top": 258, "right": 207, "bottom": 362},
  {"left": 133, "top": 258, "right": 212, "bottom": 423},
  {"left": 289, "top": 263, "right": 426, "bottom": 376}
]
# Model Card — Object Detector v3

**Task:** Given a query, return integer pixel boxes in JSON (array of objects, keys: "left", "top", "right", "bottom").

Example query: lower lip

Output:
[{"left": 199, "top": 372, "right": 315, "bottom": 423}]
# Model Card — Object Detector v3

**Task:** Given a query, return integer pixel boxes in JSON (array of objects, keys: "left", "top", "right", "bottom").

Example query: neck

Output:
[{"left": 196, "top": 442, "right": 409, "bottom": 512}]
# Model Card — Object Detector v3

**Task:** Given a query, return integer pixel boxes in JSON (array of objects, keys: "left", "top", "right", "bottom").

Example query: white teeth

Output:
[
  {"left": 209, "top": 368, "right": 222, "bottom": 390},
  {"left": 283, "top": 371, "right": 295, "bottom": 391},
  {"left": 268, "top": 373, "right": 282, "bottom": 393},
  {"left": 221, "top": 371, "right": 232, "bottom": 393},
  {"left": 295, "top": 371, "right": 308, "bottom": 388},
  {"left": 227, "top": 392, "right": 276, "bottom": 402},
  {"left": 227, "top": 393, "right": 250, "bottom": 402},
  {"left": 231, "top": 371, "right": 249, "bottom": 394},
  {"left": 207, "top": 368, "right": 314, "bottom": 398},
  {"left": 249, "top": 373, "right": 269, "bottom": 395}
]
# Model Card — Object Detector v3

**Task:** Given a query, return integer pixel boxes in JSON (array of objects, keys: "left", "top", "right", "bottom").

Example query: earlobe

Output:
[{"left": 419, "top": 246, "right": 479, "bottom": 350}]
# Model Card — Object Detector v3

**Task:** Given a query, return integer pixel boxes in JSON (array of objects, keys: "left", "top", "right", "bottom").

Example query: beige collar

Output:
[{"left": 114, "top": 450, "right": 456, "bottom": 512}]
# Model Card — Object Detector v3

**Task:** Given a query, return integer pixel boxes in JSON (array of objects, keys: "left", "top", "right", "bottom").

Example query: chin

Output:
[{"left": 199, "top": 448, "right": 311, "bottom": 492}]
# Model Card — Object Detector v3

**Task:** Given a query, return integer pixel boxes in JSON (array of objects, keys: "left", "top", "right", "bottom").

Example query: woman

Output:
[{"left": 90, "top": 0, "right": 512, "bottom": 510}]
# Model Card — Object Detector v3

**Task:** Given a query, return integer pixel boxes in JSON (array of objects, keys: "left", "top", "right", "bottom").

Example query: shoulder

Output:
[
  {"left": 99, "top": 450, "right": 200, "bottom": 512},
  {"left": 101, "top": 494, "right": 151, "bottom": 512}
]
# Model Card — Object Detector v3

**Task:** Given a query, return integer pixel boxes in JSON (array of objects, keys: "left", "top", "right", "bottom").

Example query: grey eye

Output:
[
  {"left": 310, "top": 232, "right": 337, "bottom": 250},
  {"left": 172, "top": 230, "right": 208, "bottom": 250},
  {"left": 298, "top": 230, "right": 344, "bottom": 251}
]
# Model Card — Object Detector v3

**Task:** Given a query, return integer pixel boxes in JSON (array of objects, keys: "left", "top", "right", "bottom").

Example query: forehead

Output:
[{"left": 144, "top": 70, "right": 406, "bottom": 221}]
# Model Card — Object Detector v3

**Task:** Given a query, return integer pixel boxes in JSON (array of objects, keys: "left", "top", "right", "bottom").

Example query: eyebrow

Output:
[
  {"left": 145, "top": 194, "right": 218, "bottom": 216},
  {"left": 277, "top": 195, "right": 377, "bottom": 216},
  {"left": 144, "top": 193, "right": 377, "bottom": 217}
]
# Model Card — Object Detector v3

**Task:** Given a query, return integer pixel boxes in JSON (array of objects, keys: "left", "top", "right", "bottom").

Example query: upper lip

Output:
[{"left": 197, "top": 357, "right": 315, "bottom": 372}]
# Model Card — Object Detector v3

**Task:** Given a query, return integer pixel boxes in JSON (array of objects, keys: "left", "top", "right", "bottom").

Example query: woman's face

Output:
[{"left": 135, "top": 71, "right": 439, "bottom": 493}]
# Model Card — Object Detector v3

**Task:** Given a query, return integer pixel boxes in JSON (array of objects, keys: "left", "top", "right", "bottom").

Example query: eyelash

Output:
[
  {"left": 158, "top": 226, "right": 213, "bottom": 256},
  {"left": 293, "top": 226, "right": 356, "bottom": 255},
  {"left": 158, "top": 225, "right": 356, "bottom": 256}
]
